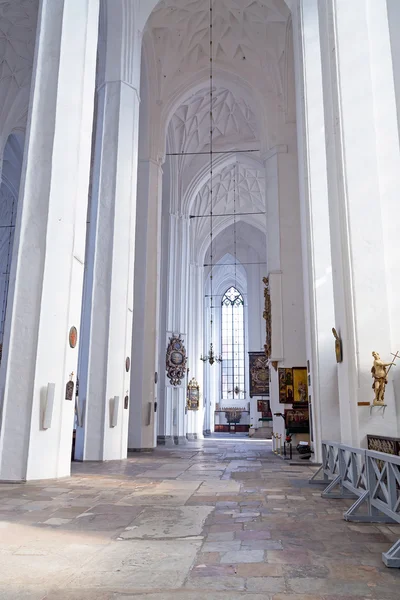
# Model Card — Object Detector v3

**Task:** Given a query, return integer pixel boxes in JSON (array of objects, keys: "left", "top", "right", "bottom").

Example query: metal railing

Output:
[{"left": 310, "top": 441, "right": 400, "bottom": 568}]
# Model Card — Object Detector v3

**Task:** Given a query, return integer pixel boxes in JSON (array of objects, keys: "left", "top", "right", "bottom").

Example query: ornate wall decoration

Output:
[
  {"left": 187, "top": 377, "right": 200, "bottom": 410},
  {"left": 249, "top": 351, "right": 269, "bottom": 397},
  {"left": 262, "top": 277, "right": 271, "bottom": 359},
  {"left": 166, "top": 335, "right": 187, "bottom": 386}
]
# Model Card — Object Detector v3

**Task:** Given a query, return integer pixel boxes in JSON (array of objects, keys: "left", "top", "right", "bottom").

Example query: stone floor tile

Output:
[
  {"left": 195, "top": 552, "right": 221, "bottom": 564},
  {"left": 69, "top": 539, "right": 202, "bottom": 589},
  {"left": 236, "top": 529, "right": 271, "bottom": 540},
  {"left": 185, "top": 576, "right": 246, "bottom": 590},
  {"left": 283, "top": 565, "right": 330, "bottom": 579},
  {"left": 241, "top": 539, "right": 283, "bottom": 550},
  {"left": 220, "top": 549, "right": 264, "bottom": 563},
  {"left": 42, "top": 518, "right": 72, "bottom": 526},
  {"left": 191, "top": 564, "right": 237, "bottom": 577},
  {"left": 236, "top": 563, "right": 284, "bottom": 577},
  {"left": 245, "top": 576, "right": 286, "bottom": 593},
  {"left": 119, "top": 506, "right": 212, "bottom": 539},
  {"left": 0, "top": 588, "right": 48, "bottom": 600},
  {"left": 205, "top": 532, "right": 235, "bottom": 542},
  {"left": 202, "top": 541, "right": 241, "bottom": 552}
]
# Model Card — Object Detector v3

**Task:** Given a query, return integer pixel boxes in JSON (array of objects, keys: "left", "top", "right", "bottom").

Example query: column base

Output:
[
  {"left": 174, "top": 436, "right": 188, "bottom": 445},
  {"left": 186, "top": 433, "right": 196, "bottom": 441},
  {"left": 157, "top": 435, "right": 175, "bottom": 447},
  {"left": 203, "top": 429, "right": 211, "bottom": 437}
]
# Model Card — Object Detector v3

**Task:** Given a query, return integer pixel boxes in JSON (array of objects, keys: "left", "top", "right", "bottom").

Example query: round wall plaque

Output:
[
  {"left": 126, "top": 357, "right": 131, "bottom": 372},
  {"left": 69, "top": 326, "right": 78, "bottom": 349}
]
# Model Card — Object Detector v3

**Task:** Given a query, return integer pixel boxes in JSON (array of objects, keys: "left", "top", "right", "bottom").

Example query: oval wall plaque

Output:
[
  {"left": 126, "top": 357, "right": 131, "bottom": 372},
  {"left": 69, "top": 326, "right": 78, "bottom": 349}
]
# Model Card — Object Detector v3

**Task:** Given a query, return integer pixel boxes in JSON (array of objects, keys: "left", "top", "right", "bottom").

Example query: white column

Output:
[
  {"left": 76, "top": 2, "right": 142, "bottom": 460},
  {"left": 161, "top": 213, "right": 190, "bottom": 444},
  {"left": 128, "top": 158, "right": 162, "bottom": 450},
  {"left": 318, "top": 0, "right": 400, "bottom": 445},
  {"left": 186, "top": 262, "right": 204, "bottom": 439},
  {"left": 264, "top": 145, "right": 307, "bottom": 440},
  {"left": 291, "top": 0, "right": 339, "bottom": 458},
  {"left": 0, "top": 0, "right": 99, "bottom": 481}
]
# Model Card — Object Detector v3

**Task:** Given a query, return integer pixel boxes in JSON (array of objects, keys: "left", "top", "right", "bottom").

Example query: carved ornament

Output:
[{"left": 166, "top": 335, "right": 187, "bottom": 386}]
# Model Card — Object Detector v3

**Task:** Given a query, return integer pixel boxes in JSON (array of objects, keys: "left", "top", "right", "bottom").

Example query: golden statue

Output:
[{"left": 371, "top": 351, "right": 396, "bottom": 406}]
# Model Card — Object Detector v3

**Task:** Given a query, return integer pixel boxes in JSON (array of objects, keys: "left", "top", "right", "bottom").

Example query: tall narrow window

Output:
[{"left": 221, "top": 286, "right": 245, "bottom": 400}]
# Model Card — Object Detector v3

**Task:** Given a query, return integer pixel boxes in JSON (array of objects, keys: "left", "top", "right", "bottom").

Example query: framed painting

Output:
[
  {"left": 284, "top": 408, "right": 309, "bottom": 434},
  {"left": 293, "top": 367, "right": 308, "bottom": 403},
  {"left": 257, "top": 399, "right": 272, "bottom": 419},
  {"left": 187, "top": 377, "right": 200, "bottom": 410},
  {"left": 278, "top": 367, "right": 294, "bottom": 403},
  {"left": 249, "top": 352, "right": 269, "bottom": 397}
]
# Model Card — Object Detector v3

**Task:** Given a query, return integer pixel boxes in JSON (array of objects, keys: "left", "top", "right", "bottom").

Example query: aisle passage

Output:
[{"left": 0, "top": 437, "right": 399, "bottom": 599}]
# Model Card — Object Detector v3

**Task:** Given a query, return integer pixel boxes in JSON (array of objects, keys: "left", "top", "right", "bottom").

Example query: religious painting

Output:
[
  {"left": 284, "top": 408, "right": 309, "bottom": 434},
  {"left": 257, "top": 399, "right": 272, "bottom": 419},
  {"left": 249, "top": 352, "right": 270, "bottom": 397},
  {"left": 278, "top": 367, "right": 294, "bottom": 403},
  {"left": 166, "top": 335, "right": 187, "bottom": 386},
  {"left": 262, "top": 277, "right": 271, "bottom": 359},
  {"left": 187, "top": 377, "right": 200, "bottom": 411},
  {"left": 293, "top": 367, "right": 308, "bottom": 404}
]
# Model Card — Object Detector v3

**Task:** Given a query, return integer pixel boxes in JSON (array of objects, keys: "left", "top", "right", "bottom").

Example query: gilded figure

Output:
[{"left": 371, "top": 351, "right": 395, "bottom": 406}]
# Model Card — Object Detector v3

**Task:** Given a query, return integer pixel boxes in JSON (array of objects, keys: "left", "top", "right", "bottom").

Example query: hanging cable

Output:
[{"left": 200, "top": 0, "right": 221, "bottom": 366}]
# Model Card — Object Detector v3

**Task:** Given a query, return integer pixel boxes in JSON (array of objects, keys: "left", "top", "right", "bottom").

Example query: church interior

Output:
[{"left": 1, "top": 0, "right": 400, "bottom": 597}]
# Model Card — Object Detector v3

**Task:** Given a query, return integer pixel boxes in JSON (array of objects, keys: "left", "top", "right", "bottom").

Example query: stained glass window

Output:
[{"left": 221, "top": 287, "right": 245, "bottom": 400}]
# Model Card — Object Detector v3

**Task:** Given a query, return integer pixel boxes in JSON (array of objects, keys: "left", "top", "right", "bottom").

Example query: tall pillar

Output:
[
  {"left": 157, "top": 213, "right": 190, "bottom": 445},
  {"left": 76, "top": 1, "right": 142, "bottom": 460},
  {"left": 187, "top": 262, "right": 204, "bottom": 440},
  {"left": 128, "top": 158, "right": 162, "bottom": 450},
  {"left": 0, "top": 0, "right": 99, "bottom": 481},
  {"left": 264, "top": 145, "right": 307, "bottom": 440},
  {"left": 318, "top": 0, "right": 400, "bottom": 445},
  {"left": 291, "top": 0, "right": 339, "bottom": 457}
]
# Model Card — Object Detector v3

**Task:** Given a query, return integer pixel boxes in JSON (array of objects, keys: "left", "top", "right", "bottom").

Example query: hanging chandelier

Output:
[{"left": 200, "top": 0, "right": 222, "bottom": 367}]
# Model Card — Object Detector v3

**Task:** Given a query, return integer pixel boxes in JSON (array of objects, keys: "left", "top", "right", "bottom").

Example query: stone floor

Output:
[{"left": 1, "top": 435, "right": 400, "bottom": 599}]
